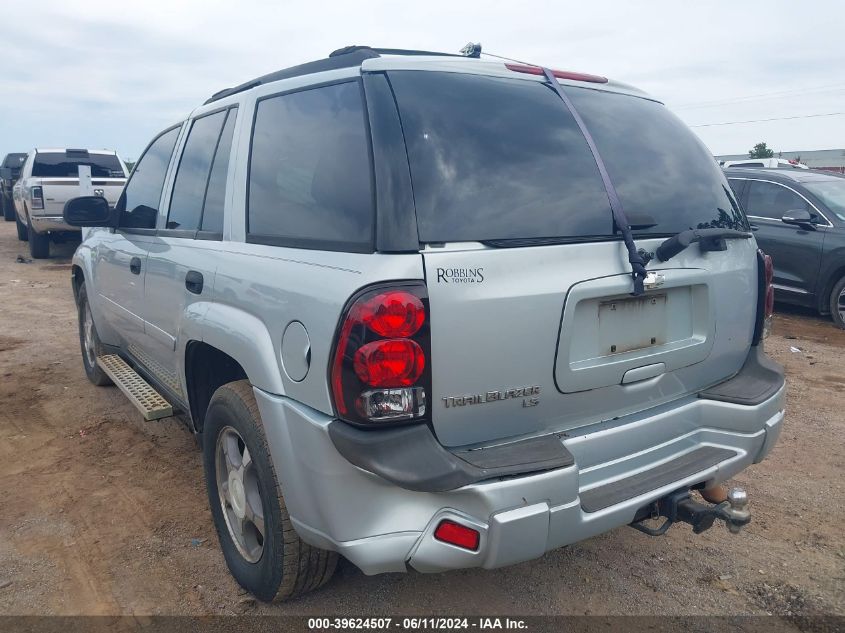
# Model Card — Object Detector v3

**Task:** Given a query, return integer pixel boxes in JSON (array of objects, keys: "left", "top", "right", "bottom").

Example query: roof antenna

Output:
[{"left": 459, "top": 42, "right": 482, "bottom": 58}]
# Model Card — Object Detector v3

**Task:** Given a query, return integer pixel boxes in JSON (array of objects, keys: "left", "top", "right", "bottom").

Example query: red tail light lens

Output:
[
  {"left": 331, "top": 283, "right": 431, "bottom": 425},
  {"left": 434, "top": 520, "right": 480, "bottom": 551},
  {"left": 505, "top": 62, "right": 608, "bottom": 84},
  {"left": 763, "top": 253, "right": 774, "bottom": 320},
  {"left": 754, "top": 250, "right": 774, "bottom": 343},
  {"left": 354, "top": 339, "right": 425, "bottom": 387},
  {"left": 361, "top": 291, "right": 425, "bottom": 338}
]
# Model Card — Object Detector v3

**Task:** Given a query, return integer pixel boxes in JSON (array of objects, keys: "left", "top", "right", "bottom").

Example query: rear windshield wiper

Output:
[{"left": 656, "top": 228, "right": 752, "bottom": 262}]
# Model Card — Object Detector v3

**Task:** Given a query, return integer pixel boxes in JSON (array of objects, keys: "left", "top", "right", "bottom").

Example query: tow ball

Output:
[{"left": 630, "top": 487, "right": 750, "bottom": 536}]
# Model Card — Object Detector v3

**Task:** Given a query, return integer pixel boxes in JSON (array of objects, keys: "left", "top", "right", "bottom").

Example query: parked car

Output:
[
  {"left": 63, "top": 46, "right": 784, "bottom": 602},
  {"left": 13, "top": 148, "right": 127, "bottom": 258},
  {"left": 725, "top": 167, "right": 845, "bottom": 328},
  {"left": 0, "top": 152, "right": 27, "bottom": 221},
  {"left": 723, "top": 158, "right": 808, "bottom": 169}
]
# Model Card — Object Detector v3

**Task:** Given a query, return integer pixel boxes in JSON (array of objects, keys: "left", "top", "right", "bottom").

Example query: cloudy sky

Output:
[{"left": 1, "top": 1, "right": 843, "bottom": 161}]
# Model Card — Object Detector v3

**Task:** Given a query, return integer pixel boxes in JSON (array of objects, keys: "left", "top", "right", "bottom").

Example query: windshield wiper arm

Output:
[{"left": 656, "top": 228, "right": 753, "bottom": 262}]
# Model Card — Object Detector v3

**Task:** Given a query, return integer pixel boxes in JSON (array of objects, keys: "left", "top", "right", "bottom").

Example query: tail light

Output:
[
  {"left": 331, "top": 283, "right": 431, "bottom": 425},
  {"left": 30, "top": 186, "right": 44, "bottom": 210},
  {"left": 753, "top": 249, "right": 774, "bottom": 343},
  {"left": 504, "top": 62, "right": 608, "bottom": 84}
]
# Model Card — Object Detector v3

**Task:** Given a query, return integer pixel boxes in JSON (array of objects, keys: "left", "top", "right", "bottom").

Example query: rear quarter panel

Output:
[{"left": 207, "top": 244, "right": 424, "bottom": 414}]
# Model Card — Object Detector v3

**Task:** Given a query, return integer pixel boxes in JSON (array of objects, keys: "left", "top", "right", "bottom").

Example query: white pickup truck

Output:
[{"left": 13, "top": 148, "right": 127, "bottom": 258}]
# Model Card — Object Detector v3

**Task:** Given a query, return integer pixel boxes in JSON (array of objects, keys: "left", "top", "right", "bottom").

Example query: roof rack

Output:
[{"left": 205, "top": 44, "right": 476, "bottom": 104}]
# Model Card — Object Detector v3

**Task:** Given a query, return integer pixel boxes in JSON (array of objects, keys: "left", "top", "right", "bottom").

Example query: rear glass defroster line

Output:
[{"left": 541, "top": 67, "right": 648, "bottom": 296}]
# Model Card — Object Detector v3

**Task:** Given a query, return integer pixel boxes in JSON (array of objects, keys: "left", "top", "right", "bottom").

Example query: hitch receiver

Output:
[{"left": 630, "top": 487, "right": 750, "bottom": 536}]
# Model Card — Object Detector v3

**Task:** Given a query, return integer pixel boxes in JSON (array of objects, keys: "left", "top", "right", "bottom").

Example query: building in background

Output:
[{"left": 716, "top": 149, "right": 845, "bottom": 173}]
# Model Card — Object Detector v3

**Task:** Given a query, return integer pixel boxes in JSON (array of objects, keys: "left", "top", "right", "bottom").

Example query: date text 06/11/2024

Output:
[{"left": 307, "top": 617, "right": 529, "bottom": 630}]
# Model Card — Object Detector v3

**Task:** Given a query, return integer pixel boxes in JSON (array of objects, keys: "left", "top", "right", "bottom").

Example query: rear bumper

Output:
[
  {"left": 255, "top": 377, "right": 784, "bottom": 576},
  {"left": 30, "top": 214, "right": 79, "bottom": 234}
]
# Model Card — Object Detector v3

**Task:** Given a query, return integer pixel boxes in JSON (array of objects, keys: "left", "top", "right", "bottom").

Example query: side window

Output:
[
  {"left": 745, "top": 180, "right": 809, "bottom": 220},
  {"left": 120, "top": 127, "right": 180, "bottom": 229},
  {"left": 727, "top": 178, "right": 745, "bottom": 202},
  {"left": 247, "top": 81, "right": 374, "bottom": 251},
  {"left": 200, "top": 108, "right": 237, "bottom": 234},
  {"left": 166, "top": 110, "right": 227, "bottom": 231}
]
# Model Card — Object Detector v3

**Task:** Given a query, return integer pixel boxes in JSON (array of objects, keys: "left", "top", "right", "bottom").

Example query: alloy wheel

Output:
[{"left": 215, "top": 426, "right": 266, "bottom": 563}]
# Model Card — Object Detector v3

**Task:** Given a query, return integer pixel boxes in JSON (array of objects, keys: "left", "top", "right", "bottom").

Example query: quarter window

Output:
[
  {"left": 167, "top": 110, "right": 228, "bottom": 231},
  {"left": 745, "top": 180, "right": 809, "bottom": 220},
  {"left": 247, "top": 81, "right": 374, "bottom": 251},
  {"left": 119, "top": 126, "right": 180, "bottom": 229}
]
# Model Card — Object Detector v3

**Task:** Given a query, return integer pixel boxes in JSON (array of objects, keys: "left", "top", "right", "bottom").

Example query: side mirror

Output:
[
  {"left": 63, "top": 196, "right": 114, "bottom": 227},
  {"left": 0, "top": 167, "right": 11, "bottom": 180},
  {"left": 781, "top": 208, "right": 814, "bottom": 228}
]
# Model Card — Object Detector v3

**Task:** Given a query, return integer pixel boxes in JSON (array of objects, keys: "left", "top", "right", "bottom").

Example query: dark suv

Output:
[
  {"left": 725, "top": 167, "right": 845, "bottom": 328},
  {"left": 1, "top": 152, "right": 27, "bottom": 221}
]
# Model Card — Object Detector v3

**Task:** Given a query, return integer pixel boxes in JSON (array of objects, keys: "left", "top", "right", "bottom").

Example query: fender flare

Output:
[{"left": 180, "top": 302, "right": 286, "bottom": 396}]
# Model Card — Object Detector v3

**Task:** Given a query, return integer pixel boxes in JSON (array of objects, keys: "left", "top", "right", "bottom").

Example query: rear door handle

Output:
[
  {"left": 185, "top": 270, "right": 204, "bottom": 295},
  {"left": 129, "top": 257, "right": 142, "bottom": 275}
]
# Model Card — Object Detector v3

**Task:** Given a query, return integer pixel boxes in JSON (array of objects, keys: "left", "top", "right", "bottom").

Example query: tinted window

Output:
[
  {"left": 167, "top": 110, "right": 227, "bottom": 230},
  {"left": 389, "top": 72, "right": 612, "bottom": 242},
  {"left": 201, "top": 109, "right": 237, "bottom": 233},
  {"left": 803, "top": 180, "right": 845, "bottom": 221},
  {"left": 120, "top": 127, "right": 180, "bottom": 229},
  {"left": 745, "top": 180, "right": 809, "bottom": 220},
  {"left": 728, "top": 178, "right": 745, "bottom": 201},
  {"left": 248, "top": 81, "right": 373, "bottom": 250},
  {"left": 3, "top": 154, "right": 26, "bottom": 168},
  {"left": 567, "top": 87, "right": 746, "bottom": 233},
  {"left": 32, "top": 152, "right": 125, "bottom": 178}
]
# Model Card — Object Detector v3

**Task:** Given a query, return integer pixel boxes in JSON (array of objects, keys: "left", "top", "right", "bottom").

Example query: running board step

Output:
[
  {"left": 96, "top": 354, "right": 174, "bottom": 420},
  {"left": 579, "top": 446, "right": 737, "bottom": 513}
]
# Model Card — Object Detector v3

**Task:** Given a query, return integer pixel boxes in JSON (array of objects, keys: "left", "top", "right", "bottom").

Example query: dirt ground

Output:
[{"left": 0, "top": 220, "right": 843, "bottom": 622}]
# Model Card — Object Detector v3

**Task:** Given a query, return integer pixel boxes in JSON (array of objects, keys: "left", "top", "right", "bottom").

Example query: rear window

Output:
[
  {"left": 388, "top": 71, "right": 745, "bottom": 243},
  {"left": 3, "top": 154, "right": 26, "bottom": 168},
  {"left": 32, "top": 152, "right": 125, "bottom": 178}
]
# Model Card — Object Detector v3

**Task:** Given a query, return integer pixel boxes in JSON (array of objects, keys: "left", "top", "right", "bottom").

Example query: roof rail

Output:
[
  {"left": 205, "top": 44, "right": 475, "bottom": 104},
  {"left": 204, "top": 47, "right": 380, "bottom": 105},
  {"left": 329, "top": 45, "right": 464, "bottom": 59}
]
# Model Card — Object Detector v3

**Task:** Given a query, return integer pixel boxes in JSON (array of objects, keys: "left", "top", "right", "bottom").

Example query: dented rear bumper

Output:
[{"left": 254, "top": 368, "right": 784, "bottom": 575}]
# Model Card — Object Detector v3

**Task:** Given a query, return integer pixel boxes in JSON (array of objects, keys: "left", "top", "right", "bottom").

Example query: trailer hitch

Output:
[{"left": 630, "top": 487, "right": 750, "bottom": 536}]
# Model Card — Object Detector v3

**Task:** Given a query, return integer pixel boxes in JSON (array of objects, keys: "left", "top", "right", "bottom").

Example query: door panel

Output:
[
  {"left": 136, "top": 108, "right": 235, "bottom": 395},
  {"left": 94, "top": 230, "right": 150, "bottom": 348},
  {"left": 744, "top": 179, "right": 826, "bottom": 300}
]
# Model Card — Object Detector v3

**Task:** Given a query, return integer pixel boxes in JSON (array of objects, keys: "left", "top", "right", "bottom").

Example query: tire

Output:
[
  {"left": 203, "top": 380, "right": 337, "bottom": 602},
  {"left": 2, "top": 195, "right": 14, "bottom": 221},
  {"left": 76, "top": 282, "right": 113, "bottom": 386},
  {"left": 830, "top": 275, "right": 845, "bottom": 329},
  {"left": 28, "top": 216, "right": 50, "bottom": 259},
  {"left": 15, "top": 212, "right": 27, "bottom": 241}
]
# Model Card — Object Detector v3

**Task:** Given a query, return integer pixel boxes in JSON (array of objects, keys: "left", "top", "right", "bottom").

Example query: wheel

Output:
[
  {"left": 203, "top": 380, "right": 337, "bottom": 602},
  {"left": 76, "top": 282, "right": 113, "bottom": 386},
  {"left": 27, "top": 216, "right": 50, "bottom": 258},
  {"left": 2, "top": 195, "right": 14, "bottom": 221},
  {"left": 830, "top": 276, "right": 845, "bottom": 329},
  {"left": 15, "top": 212, "right": 27, "bottom": 241}
]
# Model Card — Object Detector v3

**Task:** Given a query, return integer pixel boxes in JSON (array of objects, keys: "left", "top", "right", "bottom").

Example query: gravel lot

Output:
[{"left": 0, "top": 221, "right": 842, "bottom": 624}]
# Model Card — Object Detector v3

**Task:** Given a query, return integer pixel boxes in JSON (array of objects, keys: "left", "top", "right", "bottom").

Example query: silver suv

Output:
[{"left": 64, "top": 46, "right": 785, "bottom": 602}]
